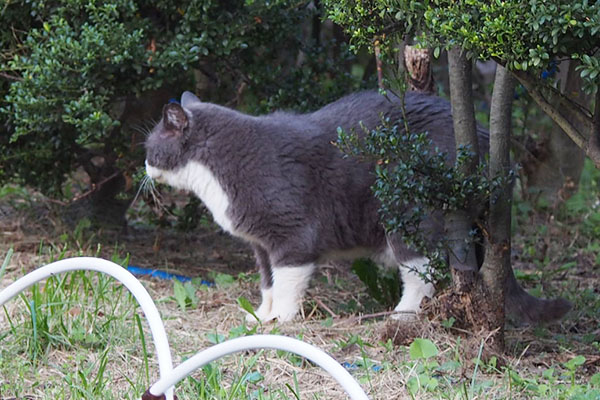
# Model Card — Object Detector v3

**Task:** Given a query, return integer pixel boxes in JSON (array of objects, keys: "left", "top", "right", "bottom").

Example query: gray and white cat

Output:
[{"left": 145, "top": 90, "right": 570, "bottom": 324}]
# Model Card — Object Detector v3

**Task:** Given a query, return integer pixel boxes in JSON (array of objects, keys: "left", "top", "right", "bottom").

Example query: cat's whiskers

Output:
[
  {"left": 132, "top": 119, "right": 158, "bottom": 139},
  {"left": 131, "top": 174, "right": 170, "bottom": 216},
  {"left": 130, "top": 175, "right": 149, "bottom": 208}
]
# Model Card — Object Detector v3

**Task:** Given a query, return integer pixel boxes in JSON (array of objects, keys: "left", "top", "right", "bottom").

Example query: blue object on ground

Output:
[
  {"left": 341, "top": 361, "right": 382, "bottom": 372},
  {"left": 127, "top": 265, "right": 214, "bottom": 286}
]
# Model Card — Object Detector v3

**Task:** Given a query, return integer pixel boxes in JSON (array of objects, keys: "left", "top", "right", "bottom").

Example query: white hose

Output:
[
  {"left": 149, "top": 335, "right": 370, "bottom": 400},
  {"left": 1, "top": 257, "right": 370, "bottom": 400},
  {"left": 0, "top": 257, "right": 175, "bottom": 400}
]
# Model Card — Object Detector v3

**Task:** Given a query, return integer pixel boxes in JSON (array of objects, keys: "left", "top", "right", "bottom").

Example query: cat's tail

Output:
[{"left": 505, "top": 268, "right": 572, "bottom": 325}]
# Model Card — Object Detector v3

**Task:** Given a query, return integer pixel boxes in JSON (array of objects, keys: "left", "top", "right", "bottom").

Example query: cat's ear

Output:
[
  {"left": 162, "top": 103, "right": 188, "bottom": 135},
  {"left": 181, "top": 91, "right": 201, "bottom": 108}
]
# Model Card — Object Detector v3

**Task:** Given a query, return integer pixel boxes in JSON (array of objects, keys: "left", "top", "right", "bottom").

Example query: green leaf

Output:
[
  {"left": 591, "top": 373, "right": 600, "bottom": 387},
  {"left": 409, "top": 338, "right": 439, "bottom": 360},
  {"left": 173, "top": 279, "right": 189, "bottom": 311},
  {"left": 213, "top": 272, "right": 235, "bottom": 287},
  {"left": 244, "top": 370, "right": 264, "bottom": 384},
  {"left": 206, "top": 332, "right": 226, "bottom": 344},
  {"left": 564, "top": 355, "right": 586, "bottom": 370},
  {"left": 184, "top": 281, "right": 198, "bottom": 307},
  {"left": 237, "top": 296, "right": 259, "bottom": 322},
  {"left": 406, "top": 376, "right": 419, "bottom": 395}
]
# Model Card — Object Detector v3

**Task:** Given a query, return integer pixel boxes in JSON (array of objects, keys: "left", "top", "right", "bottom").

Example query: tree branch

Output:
[
  {"left": 590, "top": 90, "right": 600, "bottom": 165},
  {"left": 374, "top": 41, "right": 384, "bottom": 89},
  {"left": 0, "top": 71, "right": 23, "bottom": 81},
  {"left": 511, "top": 69, "right": 600, "bottom": 167},
  {"left": 522, "top": 64, "right": 594, "bottom": 126}
]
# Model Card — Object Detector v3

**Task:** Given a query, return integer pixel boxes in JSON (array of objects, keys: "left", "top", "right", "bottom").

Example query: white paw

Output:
[
  {"left": 246, "top": 298, "right": 300, "bottom": 323},
  {"left": 245, "top": 303, "right": 274, "bottom": 323},
  {"left": 267, "top": 300, "right": 300, "bottom": 322},
  {"left": 394, "top": 296, "right": 424, "bottom": 315}
]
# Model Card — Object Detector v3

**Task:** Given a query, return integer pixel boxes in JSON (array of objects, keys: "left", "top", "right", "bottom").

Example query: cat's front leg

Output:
[
  {"left": 247, "top": 287, "right": 274, "bottom": 322},
  {"left": 246, "top": 245, "right": 275, "bottom": 323},
  {"left": 269, "top": 264, "right": 315, "bottom": 321},
  {"left": 247, "top": 264, "right": 315, "bottom": 323}
]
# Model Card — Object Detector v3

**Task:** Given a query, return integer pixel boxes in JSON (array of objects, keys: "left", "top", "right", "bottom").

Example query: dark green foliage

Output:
[
  {"left": 563, "top": 160, "right": 600, "bottom": 240},
  {"left": 0, "top": 0, "right": 363, "bottom": 204},
  {"left": 351, "top": 258, "right": 400, "bottom": 308},
  {"left": 249, "top": 40, "right": 367, "bottom": 113},
  {"left": 175, "top": 196, "right": 207, "bottom": 232},
  {"left": 338, "top": 115, "right": 505, "bottom": 279},
  {"left": 422, "top": 0, "right": 600, "bottom": 93},
  {"left": 325, "top": 0, "right": 600, "bottom": 93}
]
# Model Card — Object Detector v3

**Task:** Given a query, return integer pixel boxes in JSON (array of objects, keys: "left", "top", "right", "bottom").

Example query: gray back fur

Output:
[{"left": 146, "top": 91, "right": 488, "bottom": 268}]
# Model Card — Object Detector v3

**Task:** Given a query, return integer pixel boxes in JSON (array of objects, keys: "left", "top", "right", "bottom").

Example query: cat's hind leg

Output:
[{"left": 393, "top": 256, "right": 435, "bottom": 320}]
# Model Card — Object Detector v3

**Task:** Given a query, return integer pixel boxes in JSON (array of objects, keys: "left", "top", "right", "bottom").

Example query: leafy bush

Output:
[
  {"left": 1, "top": 0, "right": 363, "bottom": 219},
  {"left": 325, "top": 0, "right": 600, "bottom": 93},
  {"left": 337, "top": 115, "right": 503, "bottom": 279}
]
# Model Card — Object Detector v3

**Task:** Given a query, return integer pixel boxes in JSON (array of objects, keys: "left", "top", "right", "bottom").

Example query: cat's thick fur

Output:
[{"left": 145, "top": 90, "right": 571, "bottom": 324}]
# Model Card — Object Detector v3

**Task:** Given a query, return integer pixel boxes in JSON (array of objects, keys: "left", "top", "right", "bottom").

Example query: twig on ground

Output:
[{"left": 314, "top": 297, "right": 339, "bottom": 319}]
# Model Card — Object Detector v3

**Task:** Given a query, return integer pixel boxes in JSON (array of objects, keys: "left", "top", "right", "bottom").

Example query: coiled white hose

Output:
[
  {"left": 0, "top": 257, "right": 176, "bottom": 400},
  {"left": 148, "top": 334, "right": 369, "bottom": 400},
  {"left": 0, "top": 257, "right": 369, "bottom": 400}
]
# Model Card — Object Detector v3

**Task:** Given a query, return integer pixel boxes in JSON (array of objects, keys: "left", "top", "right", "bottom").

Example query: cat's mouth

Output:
[{"left": 145, "top": 160, "right": 165, "bottom": 183}]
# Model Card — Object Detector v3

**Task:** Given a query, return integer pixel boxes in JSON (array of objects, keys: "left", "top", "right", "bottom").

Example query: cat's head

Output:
[{"left": 145, "top": 92, "right": 202, "bottom": 181}]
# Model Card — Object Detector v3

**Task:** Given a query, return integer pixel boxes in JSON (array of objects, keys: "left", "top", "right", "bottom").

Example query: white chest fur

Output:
[{"left": 146, "top": 160, "right": 235, "bottom": 234}]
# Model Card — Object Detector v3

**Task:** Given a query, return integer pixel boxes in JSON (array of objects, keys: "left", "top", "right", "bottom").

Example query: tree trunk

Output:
[
  {"left": 479, "top": 65, "right": 515, "bottom": 350},
  {"left": 404, "top": 45, "right": 434, "bottom": 93},
  {"left": 446, "top": 47, "right": 479, "bottom": 274},
  {"left": 522, "top": 61, "right": 588, "bottom": 205},
  {"left": 445, "top": 48, "right": 506, "bottom": 351}
]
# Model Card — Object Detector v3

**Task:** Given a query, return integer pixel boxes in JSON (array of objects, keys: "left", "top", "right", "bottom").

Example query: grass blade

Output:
[
  {"left": 134, "top": 313, "right": 150, "bottom": 385},
  {"left": 0, "top": 247, "right": 13, "bottom": 281}
]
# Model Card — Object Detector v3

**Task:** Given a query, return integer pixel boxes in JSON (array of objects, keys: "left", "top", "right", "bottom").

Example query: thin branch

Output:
[
  {"left": 594, "top": 89, "right": 600, "bottom": 140},
  {"left": 493, "top": 58, "right": 593, "bottom": 130},
  {"left": 70, "top": 170, "right": 122, "bottom": 203},
  {"left": 590, "top": 90, "right": 600, "bottom": 165},
  {"left": 314, "top": 297, "right": 338, "bottom": 319},
  {"left": 0, "top": 71, "right": 22, "bottom": 81},
  {"left": 374, "top": 40, "right": 384, "bottom": 89},
  {"left": 332, "top": 310, "right": 401, "bottom": 326},
  {"left": 511, "top": 69, "right": 591, "bottom": 155},
  {"left": 557, "top": 89, "right": 594, "bottom": 128}
]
